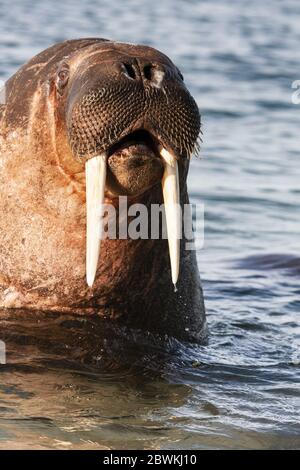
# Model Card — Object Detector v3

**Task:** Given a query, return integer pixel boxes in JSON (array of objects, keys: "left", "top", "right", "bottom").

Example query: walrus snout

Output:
[{"left": 65, "top": 46, "right": 200, "bottom": 160}]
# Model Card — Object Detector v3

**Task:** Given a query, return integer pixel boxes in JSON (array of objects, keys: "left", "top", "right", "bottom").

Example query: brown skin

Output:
[{"left": 0, "top": 39, "right": 206, "bottom": 342}]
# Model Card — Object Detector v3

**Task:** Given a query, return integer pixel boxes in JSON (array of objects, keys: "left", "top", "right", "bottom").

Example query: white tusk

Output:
[
  {"left": 160, "top": 147, "right": 181, "bottom": 290},
  {"left": 85, "top": 154, "right": 107, "bottom": 287}
]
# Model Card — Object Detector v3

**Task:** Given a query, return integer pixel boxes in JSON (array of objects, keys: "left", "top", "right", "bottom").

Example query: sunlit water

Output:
[{"left": 0, "top": 0, "right": 300, "bottom": 450}]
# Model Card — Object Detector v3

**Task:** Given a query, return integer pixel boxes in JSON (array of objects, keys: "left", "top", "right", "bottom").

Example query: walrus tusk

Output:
[
  {"left": 85, "top": 149, "right": 180, "bottom": 288},
  {"left": 85, "top": 154, "right": 107, "bottom": 287},
  {"left": 160, "top": 147, "right": 180, "bottom": 290}
]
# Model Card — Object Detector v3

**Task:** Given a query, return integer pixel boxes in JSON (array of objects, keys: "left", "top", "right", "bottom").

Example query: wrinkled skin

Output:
[{"left": 0, "top": 39, "right": 206, "bottom": 341}]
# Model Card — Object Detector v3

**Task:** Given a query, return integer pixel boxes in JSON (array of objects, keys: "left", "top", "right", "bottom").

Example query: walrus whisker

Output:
[
  {"left": 85, "top": 153, "right": 107, "bottom": 287},
  {"left": 160, "top": 146, "right": 181, "bottom": 290}
]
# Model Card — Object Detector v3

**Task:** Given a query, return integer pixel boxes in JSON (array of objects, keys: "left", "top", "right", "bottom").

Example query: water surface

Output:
[{"left": 0, "top": 0, "right": 300, "bottom": 450}]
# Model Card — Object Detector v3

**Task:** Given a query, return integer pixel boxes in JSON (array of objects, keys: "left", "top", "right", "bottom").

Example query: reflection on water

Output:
[
  {"left": 1, "top": 0, "right": 300, "bottom": 450},
  {"left": 1, "top": 310, "right": 299, "bottom": 450}
]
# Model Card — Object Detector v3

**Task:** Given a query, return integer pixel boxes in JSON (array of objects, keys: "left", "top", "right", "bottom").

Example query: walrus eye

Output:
[{"left": 56, "top": 68, "right": 69, "bottom": 94}]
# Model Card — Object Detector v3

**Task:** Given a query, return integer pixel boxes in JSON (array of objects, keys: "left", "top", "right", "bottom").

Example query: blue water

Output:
[{"left": 0, "top": 0, "right": 300, "bottom": 449}]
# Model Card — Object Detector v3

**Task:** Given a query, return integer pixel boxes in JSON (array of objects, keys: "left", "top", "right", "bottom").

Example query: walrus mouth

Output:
[
  {"left": 85, "top": 132, "right": 180, "bottom": 290},
  {"left": 107, "top": 129, "right": 159, "bottom": 160},
  {"left": 106, "top": 130, "right": 164, "bottom": 191}
]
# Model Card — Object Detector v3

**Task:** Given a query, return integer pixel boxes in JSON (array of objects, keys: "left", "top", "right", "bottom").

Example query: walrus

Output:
[{"left": 0, "top": 38, "right": 206, "bottom": 342}]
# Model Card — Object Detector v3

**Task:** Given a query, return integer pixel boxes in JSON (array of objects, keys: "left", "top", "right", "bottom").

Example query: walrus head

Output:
[
  {"left": 4, "top": 39, "right": 201, "bottom": 291},
  {"left": 48, "top": 41, "right": 201, "bottom": 287}
]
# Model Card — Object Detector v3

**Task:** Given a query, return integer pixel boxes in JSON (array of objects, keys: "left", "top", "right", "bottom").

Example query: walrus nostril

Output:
[
  {"left": 122, "top": 63, "right": 136, "bottom": 80},
  {"left": 142, "top": 63, "right": 165, "bottom": 88},
  {"left": 143, "top": 64, "right": 153, "bottom": 81}
]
